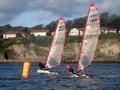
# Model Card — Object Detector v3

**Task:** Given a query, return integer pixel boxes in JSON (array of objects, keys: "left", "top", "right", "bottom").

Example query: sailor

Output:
[
  {"left": 66, "top": 63, "right": 75, "bottom": 74},
  {"left": 66, "top": 63, "right": 85, "bottom": 77},
  {"left": 76, "top": 68, "right": 89, "bottom": 78},
  {"left": 37, "top": 62, "right": 53, "bottom": 74},
  {"left": 38, "top": 62, "right": 46, "bottom": 70},
  {"left": 76, "top": 67, "right": 84, "bottom": 75}
]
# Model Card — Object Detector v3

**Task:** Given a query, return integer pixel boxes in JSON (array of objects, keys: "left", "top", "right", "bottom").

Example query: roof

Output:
[
  {"left": 101, "top": 27, "right": 109, "bottom": 30},
  {"left": 109, "top": 29, "right": 117, "bottom": 31},
  {"left": 70, "top": 28, "right": 84, "bottom": 31},
  {"left": 3, "top": 31, "right": 17, "bottom": 34},
  {"left": 78, "top": 28, "right": 84, "bottom": 31},
  {"left": 31, "top": 29, "right": 47, "bottom": 33}
]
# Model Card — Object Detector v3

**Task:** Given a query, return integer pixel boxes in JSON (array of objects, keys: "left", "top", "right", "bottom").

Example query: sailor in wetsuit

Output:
[
  {"left": 38, "top": 62, "right": 46, "bottom": 70},
  {"left": 66, "top": 63, "right": 89, "bottom": 78},
  {"left": 66, "top": 64, "right": 75, "bottom": 74},
  {"left": 66, "top": 63, "right": 82, "bottom": 77}
]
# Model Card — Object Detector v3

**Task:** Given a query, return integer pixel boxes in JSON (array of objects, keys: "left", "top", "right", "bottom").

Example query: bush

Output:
[{"left": 66, "top": 36, "right": 82, "bottom": 43}]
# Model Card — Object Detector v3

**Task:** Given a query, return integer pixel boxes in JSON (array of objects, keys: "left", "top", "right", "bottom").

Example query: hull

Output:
[
  {"left": 70, "top": 74, "right": 79, "bottom": 77},
  {"left": 37, "top": 69, "right": 58, "bottom": 75},
  {"left": 37, "top": 69, "right": 51, "bottom": 74}
]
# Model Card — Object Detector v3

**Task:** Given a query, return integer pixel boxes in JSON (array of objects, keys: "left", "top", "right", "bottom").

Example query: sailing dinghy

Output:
[
  {"left": 37, "top": 17, "right": 66, "bottom": 74},
  {"left": 76, "top": 0, "right": 100, "bottom": 77}
]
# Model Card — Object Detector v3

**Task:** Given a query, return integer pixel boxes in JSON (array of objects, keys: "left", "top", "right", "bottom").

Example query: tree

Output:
[
  {"left": 66, "top": 20, "right": 72, "bottom": 30},
  {"left": 71, "top": 17, "right": 86, "bottom": 28},
  {"left": 44, "top": 21, "right": 58, "bottom": 31},
  {"left": 31, "top": 24, "right": 44, "bottom": 30}
]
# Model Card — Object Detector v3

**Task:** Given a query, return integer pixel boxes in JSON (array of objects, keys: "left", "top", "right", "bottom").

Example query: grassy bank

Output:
[{"left": 0, "top": 33, "right": 120, "bottom": 62}]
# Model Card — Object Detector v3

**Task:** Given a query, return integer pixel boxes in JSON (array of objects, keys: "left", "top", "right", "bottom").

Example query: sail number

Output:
[
  {"left": 85, "top": 34, "right": 99, "bottom": 38},
  {"left": 59, "top": 26, "right": 66, "bottom": 31}
]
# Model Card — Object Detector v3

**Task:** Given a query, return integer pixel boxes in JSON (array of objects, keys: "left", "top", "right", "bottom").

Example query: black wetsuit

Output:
[
  {"left": 38, "top": 63, "right": 46, "bottom": 69},
  {"left": 67, "top": 66, "right": 75, "bottom": 74},
  {"left": 67, "top": 66, "right": 81, "bottom": 76}
]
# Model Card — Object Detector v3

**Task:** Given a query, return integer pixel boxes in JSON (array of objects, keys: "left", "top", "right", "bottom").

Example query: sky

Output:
[{"left": 0, "top": 0, "right": 120, "bottom": 27}]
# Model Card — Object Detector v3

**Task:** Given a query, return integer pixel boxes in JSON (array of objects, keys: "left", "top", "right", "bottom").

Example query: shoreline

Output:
[
  {"left": 0, "top": 60, "right": 120, "bottom": 64},
  {"left": 63, "top": 61, "right": 120, "bottom": 64}
]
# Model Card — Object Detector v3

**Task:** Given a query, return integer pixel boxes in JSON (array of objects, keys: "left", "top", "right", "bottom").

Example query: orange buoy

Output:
[{"left": 22, "top": 62, "right": 31, "bottom": 79}]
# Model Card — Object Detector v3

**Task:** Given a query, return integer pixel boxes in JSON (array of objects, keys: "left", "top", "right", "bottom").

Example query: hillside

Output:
[
  {"left": 0, "top": 33, "right": 120, "bottom": 63},
  {"left": 0, "top": 12, "right": 120, "bottom": 34}
]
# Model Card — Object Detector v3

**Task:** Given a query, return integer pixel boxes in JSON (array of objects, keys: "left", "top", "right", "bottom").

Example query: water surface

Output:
[{"left": 0, "top": 63, "right": 120, "bottom": 90}]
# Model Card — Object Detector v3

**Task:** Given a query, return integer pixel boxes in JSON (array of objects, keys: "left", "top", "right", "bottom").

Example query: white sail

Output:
[
  {"left": 45, "top": 17, "right": 66, "bottom": 68},
  {"left": 77, "top": 0, "right": 100, "bottom": 72}
]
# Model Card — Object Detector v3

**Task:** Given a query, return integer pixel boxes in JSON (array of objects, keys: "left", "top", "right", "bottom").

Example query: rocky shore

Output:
[{"left": 0, "top": 39, "right": 120, "bottom": 63}]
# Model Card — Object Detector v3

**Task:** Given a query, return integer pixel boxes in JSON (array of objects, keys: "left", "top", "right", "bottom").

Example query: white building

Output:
[
  {"left": 30, "top": 30, "right": 47, "bottom": 36},
  {"left": 3, "top": 32, "right": 16, "bottom": 39},
  {"left": 79, "top": 28, "right": 84, "bottom": 36},
  {"left": 101, "top": 27, "right": 117, "bottom": 34},
  {"left": 69, "top": 28, "right": 84, "bottom": 36},
  {"left": 100, "top": 27, "right": 109, "bottom": 34},
  {"left": 109, "top": 29, "right": 117, "bottom": 33},
  {"left": 69, "top": 28, "right": 79, "bottom": 36}
]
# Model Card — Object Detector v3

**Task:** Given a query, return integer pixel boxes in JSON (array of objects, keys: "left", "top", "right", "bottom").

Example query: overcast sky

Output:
[{"left": 0, "top": 0, "right": 120, "bottom": 27}]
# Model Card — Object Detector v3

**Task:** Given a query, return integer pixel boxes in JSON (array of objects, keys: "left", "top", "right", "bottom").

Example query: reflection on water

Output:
[{"left": 0, "top": 63, "right": 120, "bottom": 90}]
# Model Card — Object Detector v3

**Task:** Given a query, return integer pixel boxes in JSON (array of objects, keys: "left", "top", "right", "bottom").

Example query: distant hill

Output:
[{"left": 0, "top": 12, "right": 120, "bottom": 34}]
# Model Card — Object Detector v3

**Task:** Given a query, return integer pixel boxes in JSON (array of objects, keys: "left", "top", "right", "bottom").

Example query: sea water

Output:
[{"left": 0, "top": 63, "right": 120, "bottom": 90}]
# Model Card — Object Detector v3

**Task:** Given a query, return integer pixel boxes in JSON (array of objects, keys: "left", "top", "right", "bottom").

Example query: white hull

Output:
[
  {"left": 81, "top": 74, "right": 89, "bottom": 78},
  {"left": 37, "top": 69, "right": 58, "bottom": 75},
  {"left": 37, "top": 69, "right": 51, "bottom": 74},
  {"left": 70, "top": 74, "right": 89, "bottom": 78},
  {"left": 70, "top": 74, "right": 79, "bottom": 77}
]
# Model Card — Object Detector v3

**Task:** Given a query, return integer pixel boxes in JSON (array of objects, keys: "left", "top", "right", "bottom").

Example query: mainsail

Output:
[
  {"left": 77, "top": 0, "right": 100, "bottom": 72},
  {"left": 45, "top": 17, "right": 66, "bottom": 68}
]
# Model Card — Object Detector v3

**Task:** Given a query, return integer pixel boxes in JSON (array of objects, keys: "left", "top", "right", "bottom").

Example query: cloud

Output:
[
  {"left": 29, "top": 0, "right": 89, "bottom": 17},
  {"left": 0, "top": 0, "right": 120, "bottom": 26},
  {"left": 0, "top": 0, "right": 89, "bottom": 25},
  {"left": 98, "top": 0, "right": 120, "bottom": 15},
  {"left": 32, "top": 10, "right": 57, "bottom": 21},
  {"left": 0, "top": 0, "right": 28, "bottom": 25},
  {"left": 10, "top": 10, "right": 58, "bottom": 27}
]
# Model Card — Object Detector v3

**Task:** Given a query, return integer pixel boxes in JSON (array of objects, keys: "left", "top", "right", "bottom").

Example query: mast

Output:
[
  {"left": 45, "top": 16, "right": 66, "bottom": 68},
  {"left": 76, "top": 0, "right": 100, "bottom": 72}
]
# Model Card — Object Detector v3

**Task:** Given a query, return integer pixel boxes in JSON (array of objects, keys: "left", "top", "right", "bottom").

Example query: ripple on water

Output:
[{"left": 0, "top": 63, "right": 120, "bottom": 90}]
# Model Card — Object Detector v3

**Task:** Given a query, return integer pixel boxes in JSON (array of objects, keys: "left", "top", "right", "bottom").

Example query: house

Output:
[
  {"left": 69, "top": 28, "right": 80, "bottom": 36},
  {"left": 69, "top": 28, "right": 84, "bottom": 36},
  {"left": 3, "top": 31, "right": 17, "bottom": 39},
  {"left": 119, "top": 30, "right": 120, "bottom": 33},
  {"left": 108, "top": 29, "right": 117, "bottom": 33},
  {"left": 100, "top": 27, "right": 109, "bottom": 34},
  {"left": 100, "top": 27, "right": 117, "bottom": 34},
  {"left": 30, "top": 29, "right": 47, "bottom": 36},
  {"left": 16, "top": 32, "right": 26, "bottom": 37},
  {"left": 78, "top": 28, "right": 84, "bottom": 36}
]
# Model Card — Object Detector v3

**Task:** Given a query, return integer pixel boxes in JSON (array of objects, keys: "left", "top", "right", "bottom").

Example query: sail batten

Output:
[
  {"left": 45, "top": 17, "right": 66, "bottom": 68},
  {"left": 77, "top": 0, "right": 100, "bottom": 72}
]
